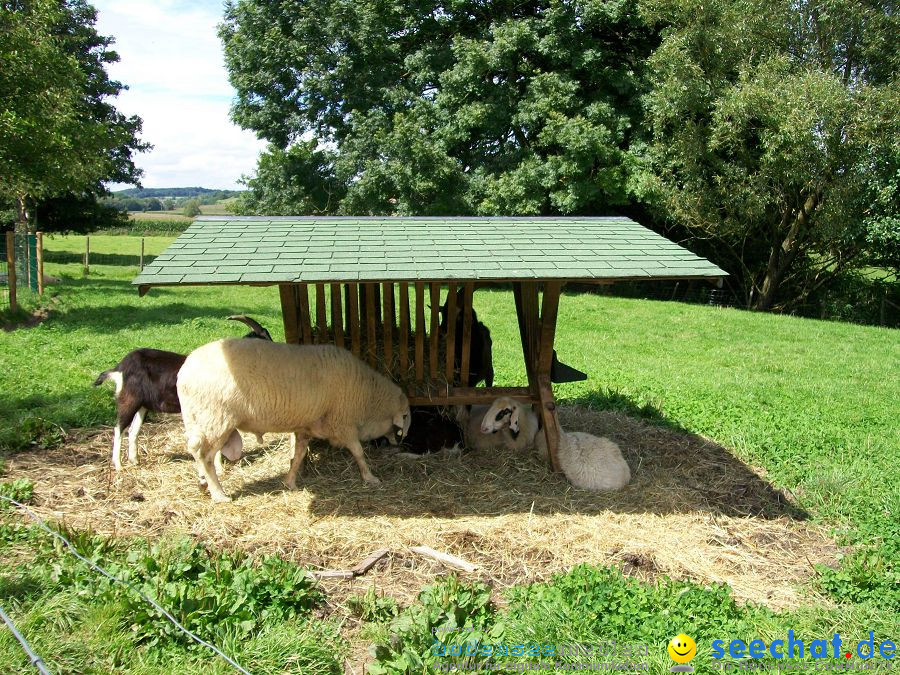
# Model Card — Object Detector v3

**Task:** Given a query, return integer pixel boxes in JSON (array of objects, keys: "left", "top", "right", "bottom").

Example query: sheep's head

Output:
[
  {"left": 390, "top": 405, "right": 411, "bottom": 443},
  {"left": 481, "top": 397, "right": 519, "bottom": 434},
  {"left": 361, "top": 392, "right": 411, "bottom": 444}
]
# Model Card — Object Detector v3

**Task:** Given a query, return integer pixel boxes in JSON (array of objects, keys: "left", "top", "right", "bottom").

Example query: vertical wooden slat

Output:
[
  {"left": 429, "top": 283, "right": 440, "bottom": 380},
  {"left": 348, "top": 284, "right": 361, "bottom": 357},
  {"left": 444, "top": 283, "right": 457, "bottom": 383},
  {"left": 279, "top": 284, "right": 300, "bottom": 344},
  {"left": 459, "top": 282, "right": 474, "bottom": 386},
  {"left": 365, "top": 283, "right": 377, "bottom": 368},
  {"left": 330, "top": 283, "right": 344, "bottom": 349},
  {"left": 382, "top": 283, "right": 394, "bottom": 375},
  {"left": 414, "top": 283, "right": 425, "bottom": 383},
  {"left": 298, "top": 284, "right": 313, "bottom": 344},
  {"left": 315, "top": 283, "right": 327, "bottom": 343},
  {"left": 399, "top": 282, "right": 410, "bottom": 375}
]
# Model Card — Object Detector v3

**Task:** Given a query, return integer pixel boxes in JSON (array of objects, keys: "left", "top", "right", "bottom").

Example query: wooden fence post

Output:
[
  {"left": 140, "top": 237, "right": 145, "bottom": 270},
  {"left": 84, "top": 235, "right": 90, "bottom": 275},
  {"left": 5, "top": 231, "right": 16, "bottom": 312},
  {"left": 36, "top": 232, "right": 44, "bottom": 295}
]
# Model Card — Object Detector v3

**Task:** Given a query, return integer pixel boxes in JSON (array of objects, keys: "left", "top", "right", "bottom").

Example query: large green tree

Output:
[
  {"left": 0, "top": 0, "right": 147, "bottom": 231},
  {"left": 221, "top": 0, "right": 656, "bottom": 216},
  {"left": 637, "top": 0, "right": 899, "bottom": 310}
]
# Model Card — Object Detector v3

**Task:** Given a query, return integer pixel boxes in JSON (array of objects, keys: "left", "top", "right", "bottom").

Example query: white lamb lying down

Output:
[{"left": 536, "top": 429, "right": 631, "bottom": 491}]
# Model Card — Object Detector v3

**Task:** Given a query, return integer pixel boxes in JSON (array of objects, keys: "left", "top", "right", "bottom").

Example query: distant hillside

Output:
[{"left": 112, "top": 187, "right": 243, "bottom": 199}]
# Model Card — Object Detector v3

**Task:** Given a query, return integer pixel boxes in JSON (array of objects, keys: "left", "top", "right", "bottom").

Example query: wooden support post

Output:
[
  {"left": 459, "top": 282, "right": 474, "bottom": 386},
  {"left": 25, "top": 233, "right": 31, "bottom": 292},
  {"left": 536, "top": 281, "right": 563, "bottom": 472},
  {"left": 298, "top": 284, "right": 313, "bottom": 344},
  {"left": 84, "top": 235, "right": 90, "bottom": 275},
  {"left": 444, "top": 282, "right": 457, "bottom": 383},
  {"left": 399, "top": 282, "right": 410, "bottom": 375},
  {"left": 513, "top": 282, "right": 540, "bottom": 389},
  {"left": 36, "top": 232, "right": 44, "bottom": 296},
  {"left": 382, "top": 283, "right": 394, "bottom": 374},
  {"left": 330, "top": 283, "right": 344, "bottom": 348},
  {"left": 429, "top": 283, "right": 440, "bottom": 381},
  {"left": 279, "top": 284, "right": 300, "bottom": 344},
  {"left": 5, "top": 231, "right": 16, "bottom": 312},
  {"left": 365, "top": 283, "right": 377, "bottom": 368},
  {"left": 414, "top": 283, "right": 425, "bottom": 383},
  {"left": 140, "top": 237, "right": 145, "bottom": 271},
  {"left": 348, "top": 284, "right": 361, "bottom": 357},
  {"left": 315, "top": 283, "right": 327, "bottom": 342}
]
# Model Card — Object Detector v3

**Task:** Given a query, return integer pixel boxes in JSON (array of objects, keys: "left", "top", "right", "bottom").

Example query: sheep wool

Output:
[
  {"left": 177, "top": 339, "right": 410, "bottom": 501},
  {"left": 536, "top": 430, "right": 631, "bottom": 491},
  {"left": 461, "top": 398, "right": 540, "bottom": 453}
]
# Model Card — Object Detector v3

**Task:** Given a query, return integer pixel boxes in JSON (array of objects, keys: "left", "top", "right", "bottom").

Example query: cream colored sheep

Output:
[
  {"left": 459, "top": 397, "right": 540, "bottom": 452},
  {"left": 177, "top": 339, "right": 411, "bottom": 502},
  {"left": 536, "top": 430, "right": 630, "bottom": 491}
]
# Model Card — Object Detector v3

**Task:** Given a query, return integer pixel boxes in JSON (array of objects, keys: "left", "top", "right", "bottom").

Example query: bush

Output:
[{"left": 182, "top": 199, "right": 201, "bottom": 218}]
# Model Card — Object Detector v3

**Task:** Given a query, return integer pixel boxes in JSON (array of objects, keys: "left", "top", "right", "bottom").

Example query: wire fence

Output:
[
  {"left": 1, "top": 231, "right": 43, "bottom": 313},
  {"left": 0, "top": 495, "right": 251, "bottom": 674},
  {"left": 41, "top": 235, "right": 154, "bottom": 271}
]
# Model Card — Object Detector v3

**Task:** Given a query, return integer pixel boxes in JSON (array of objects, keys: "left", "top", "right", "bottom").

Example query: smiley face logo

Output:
[{"left": 668, "top": 634, "right": 697, "bottom": 663}]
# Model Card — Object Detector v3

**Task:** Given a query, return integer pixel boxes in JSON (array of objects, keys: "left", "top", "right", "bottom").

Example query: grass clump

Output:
[{"left": 0, "top": 519, "right": 342, "bottom": 673}]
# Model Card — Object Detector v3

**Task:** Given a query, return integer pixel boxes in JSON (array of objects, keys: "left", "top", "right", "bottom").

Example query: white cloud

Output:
[{"left": 92, "top": 0, "right": 266, "bottom": 190}]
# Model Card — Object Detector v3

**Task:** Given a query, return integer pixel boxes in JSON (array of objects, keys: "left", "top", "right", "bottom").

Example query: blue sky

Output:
[{"left": 93, "top": 0, "right": 266, "bottom": 190}]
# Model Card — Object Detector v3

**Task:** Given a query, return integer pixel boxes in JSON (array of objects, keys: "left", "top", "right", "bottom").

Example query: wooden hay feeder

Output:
[{"left": 135, "top": 216, "right": 726, "bottom": 471}]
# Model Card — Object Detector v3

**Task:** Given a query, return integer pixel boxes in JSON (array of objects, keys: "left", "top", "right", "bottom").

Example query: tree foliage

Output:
[
  {"left": 0, "top": 0, "right": 148, "bottom": 230},
  {"left": 233, "top": 141, "right": 345, "bottom": 215},
  {"left": 182, "top": 199, "right": 201, "bottom": 218},
  {"left": 637, "top": 0, "right": 899, "bottom": 310},
  {"left": 221, "top": 0, "right": 656, "bottom": 216}
]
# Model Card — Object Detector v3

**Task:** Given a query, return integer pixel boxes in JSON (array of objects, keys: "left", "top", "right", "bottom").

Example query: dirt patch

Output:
[
  {"left": 2, "top": 305, "right": 52, "bottom": 331},
  {"left": 5, "top": 406, "right": 839, "bottom": 615}
]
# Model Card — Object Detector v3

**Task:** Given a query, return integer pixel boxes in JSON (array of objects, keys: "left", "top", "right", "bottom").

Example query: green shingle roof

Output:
[{"left": 133, "top": 216, "right": 726, "bottom": 287}]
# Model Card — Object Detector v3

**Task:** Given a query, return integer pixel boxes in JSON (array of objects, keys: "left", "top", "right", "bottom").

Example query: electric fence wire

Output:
[
  {"left": 0, "top": 495, "right": 251, "bottom": 674},
  {"left": 0, "top": 603, "right": 52, "bottom": 674}
]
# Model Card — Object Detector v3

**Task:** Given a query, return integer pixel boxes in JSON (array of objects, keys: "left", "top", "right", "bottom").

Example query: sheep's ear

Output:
[{"left": 509, "top": 406, "right": 521, "bottom": 434}]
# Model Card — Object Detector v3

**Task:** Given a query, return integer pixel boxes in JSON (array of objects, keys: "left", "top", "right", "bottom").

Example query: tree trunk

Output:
[
  {"left": 754, "top": 189, "right": 823, "bottom": 311},
  {"left": 14, "top": 194, "right": 29, "bottom": 235}
]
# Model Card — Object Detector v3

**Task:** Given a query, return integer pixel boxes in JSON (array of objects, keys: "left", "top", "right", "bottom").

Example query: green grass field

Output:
[{"left": 0, "top": 235, "right": 897, "bottom": 673}]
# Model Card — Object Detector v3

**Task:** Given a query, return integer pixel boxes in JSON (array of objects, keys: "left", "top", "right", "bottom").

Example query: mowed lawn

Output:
[{"left": 0, "top": 234, "right": 897, "bottom": 672}]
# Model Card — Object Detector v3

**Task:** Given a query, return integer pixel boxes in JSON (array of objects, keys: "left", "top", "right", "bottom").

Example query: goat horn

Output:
[{"left": 227, "top": 315, "right": 264, "bottom": 333}]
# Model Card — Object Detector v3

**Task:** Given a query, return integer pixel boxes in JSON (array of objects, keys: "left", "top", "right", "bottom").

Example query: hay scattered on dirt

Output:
[{"left": 5, "top": 405, "right": 839, "bottom": 612}]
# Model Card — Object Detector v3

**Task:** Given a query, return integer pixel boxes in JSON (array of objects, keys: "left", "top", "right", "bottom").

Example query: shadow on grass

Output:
[
  {"left": 232, "top": 388, "right": 809, "bottom": 521},
  {"left": 3, "top": 366, "right": 807, "bottom": 522}
]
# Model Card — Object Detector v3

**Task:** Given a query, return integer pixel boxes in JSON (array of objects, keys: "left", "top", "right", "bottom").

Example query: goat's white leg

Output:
[
  {"left": 214, "top": 452, "right": 224, "bottom": 475},
  {"left": 188, "top": 434, "right": 231, "bottom": 503},
  {"left": 112, "top": 425, "right": 124, "bottom": 471},
  {"left": 285, "top": 433, "right": 308, "bottom": 490},
  {"left": 346, "top": 439, "right": 380, "bottom": 485},
  {"left": 127, "top": 407, "right": 145, "bottom": 464}
]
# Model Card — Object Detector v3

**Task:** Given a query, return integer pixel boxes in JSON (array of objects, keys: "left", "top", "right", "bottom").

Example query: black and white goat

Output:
[{"left": 93, "top": 315, "right": 271, "bottom": 469}]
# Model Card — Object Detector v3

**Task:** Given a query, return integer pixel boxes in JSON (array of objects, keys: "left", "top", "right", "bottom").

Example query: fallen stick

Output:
[
  {"left": 309, "top": 570, "right": 355, "bottom": 580},
  {"left": 352, "top": 548, "right": 390, "bottom": 576},
  {"left": 409, "top": 546, "right": 478, "bottom": 573}
]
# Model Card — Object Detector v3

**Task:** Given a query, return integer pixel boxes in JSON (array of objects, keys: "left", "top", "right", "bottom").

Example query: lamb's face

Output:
[{"left": 481, "top": 397, "right": 518, "bottom": 434}]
